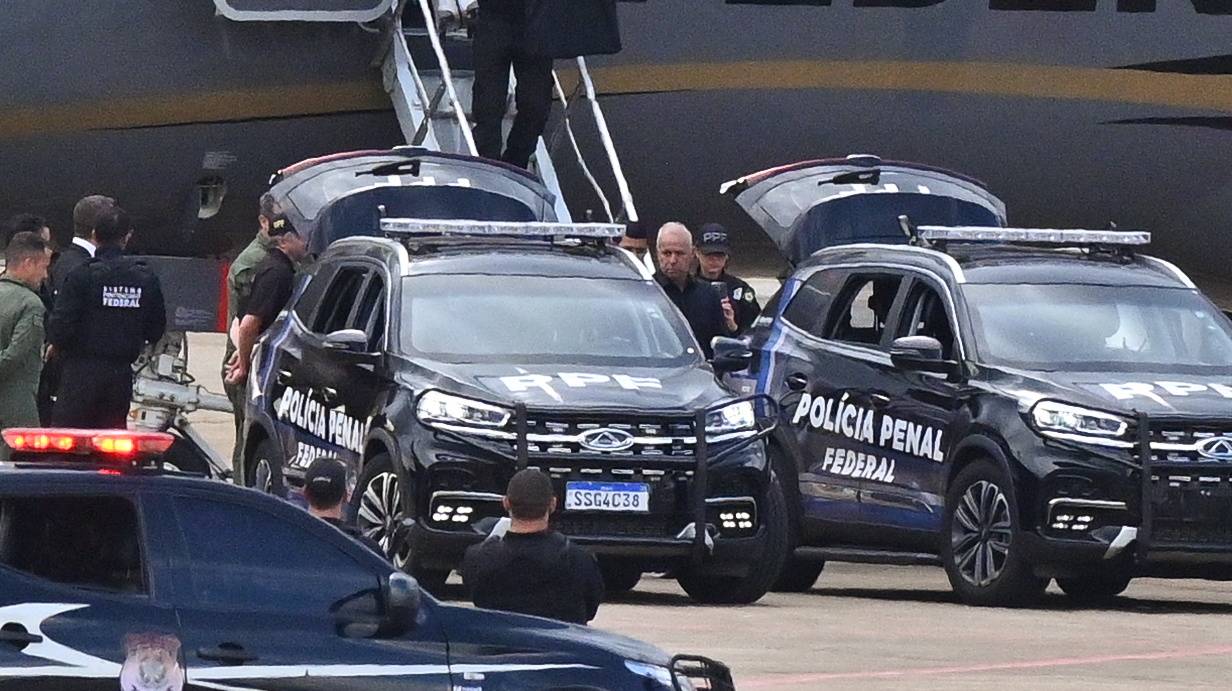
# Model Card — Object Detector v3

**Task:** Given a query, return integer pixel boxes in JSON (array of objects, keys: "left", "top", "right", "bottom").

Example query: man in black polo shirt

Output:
[
  {"left": 654, "top": 222, "right": 737, "bottom": 359},
  {"left": 304, "top": 457, "right": 386, "bottom": 557},
  {"left": 225, "top": 215, "right": 306, "bottom": 386}
]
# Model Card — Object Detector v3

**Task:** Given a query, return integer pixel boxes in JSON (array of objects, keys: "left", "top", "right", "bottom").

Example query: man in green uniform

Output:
[
  {"left": 221, "top": 193, "right": 279, "bottom": 468},
  {"left": 0, "top": 232, "right": 52, "bottom": 460}
]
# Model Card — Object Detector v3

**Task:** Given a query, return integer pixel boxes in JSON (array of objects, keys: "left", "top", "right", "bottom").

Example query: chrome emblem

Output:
[
  {"left": 578, "top": 428, "right": 635, "bottom": 452},
  {"left": 1197, "top": 436, "right": 1232, "bottom": 461}
]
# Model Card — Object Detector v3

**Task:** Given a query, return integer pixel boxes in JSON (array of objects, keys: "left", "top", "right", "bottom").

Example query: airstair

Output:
[{"left": 383, "top": 0, "right": 639, "bottom": 225}]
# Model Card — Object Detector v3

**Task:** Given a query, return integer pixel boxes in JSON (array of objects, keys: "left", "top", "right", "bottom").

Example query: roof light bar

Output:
[
  {"left": 2, "top": 429, "right": 176, "bottom": 458},
  {"left": 380, "top": 218, "right": 625, "bottom": 239},
  {"left": 918, "top": 226, "right": 1150, "bottom": 246}
]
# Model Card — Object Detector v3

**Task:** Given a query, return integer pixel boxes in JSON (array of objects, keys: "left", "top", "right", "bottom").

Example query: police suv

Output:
[
  {"left": 240, "top": 219, "right": 786, "bottom": 605},
  {"left": 0, "top": 427, "right": 731, "bottom": 689},
  {"left": 740, "top": 226, "right": 1232, "bottom": 606}
]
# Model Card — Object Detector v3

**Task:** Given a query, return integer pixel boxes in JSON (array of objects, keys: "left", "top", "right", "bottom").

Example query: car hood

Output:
[
  {"left": 986, "top": 367, "right": 1232, "bottom": 418},
  {"left": 415, "top": 362, "right": 730, "bottom": 413},
  {"left": 439, "top": 603, "right": 671, "bottom": 667}
]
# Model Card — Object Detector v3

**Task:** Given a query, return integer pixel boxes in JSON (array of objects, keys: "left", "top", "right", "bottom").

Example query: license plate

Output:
[{"left": 565, "top": 481, "right": 650, "bottom": 513}]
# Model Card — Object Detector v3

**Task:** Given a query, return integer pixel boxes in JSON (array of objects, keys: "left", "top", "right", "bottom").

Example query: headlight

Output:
[
  {"left": 706, "top": 401, "right": 757, "bottom": 437},
  {"left": 416, "top": 391, "right": 511, "bottom": 429},
  {"left": 1030, "top": 401, "right": 1129, "bottom": 439},
  {"left": 624, "top": 661, "right": 693, "bottom": 690}
]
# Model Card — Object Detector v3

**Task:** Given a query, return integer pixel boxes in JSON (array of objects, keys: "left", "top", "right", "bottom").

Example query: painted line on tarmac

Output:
[{"left": 740, "top": 645, "right": 1232, "bottom": 687}]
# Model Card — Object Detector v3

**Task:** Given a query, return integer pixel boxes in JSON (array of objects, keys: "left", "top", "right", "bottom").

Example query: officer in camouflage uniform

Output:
[
  {"left": 0, "top": 233, "right": 52, "bottom": 459},
  {"left": 222, "top": 194, "right": 280, "bottom": 467}
]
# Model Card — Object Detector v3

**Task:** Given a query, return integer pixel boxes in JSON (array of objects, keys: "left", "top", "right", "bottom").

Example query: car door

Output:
[
  {"left": 862, "top": 275, "right": 966, "bottom": 544},
  {"left": 0, "top": 491, "right": 182, "bottom": 690},
  {"left": 163, "top": 490, "right": 451, "bottom": 690},
  {"left": 276, "top": 263, "right": 371, "bottom": 482},
  {"left": 755, "top": 268, "right": 869, "bottom": 536}
]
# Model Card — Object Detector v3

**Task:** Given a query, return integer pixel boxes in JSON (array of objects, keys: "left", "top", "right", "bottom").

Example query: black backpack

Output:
[{"left": 523, "top": 0, "right": 622, "bottom": 59}]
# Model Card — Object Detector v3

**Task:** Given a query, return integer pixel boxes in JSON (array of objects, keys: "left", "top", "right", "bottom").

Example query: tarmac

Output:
[{"left": 184, "top": 328, "right": 1232, "bottom": 690}]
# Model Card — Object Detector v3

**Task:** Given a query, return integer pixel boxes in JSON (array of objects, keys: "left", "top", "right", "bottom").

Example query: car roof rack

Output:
[
  {"left": 898, "top": 218, "right": 1150, "bottom": 257},
  {"left": 379, "top": 218, "right": 625, "bottom": 247}
]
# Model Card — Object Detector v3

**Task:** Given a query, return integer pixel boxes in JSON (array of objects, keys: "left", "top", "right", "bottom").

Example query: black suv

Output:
[
  {"left": 735, "top": 224, "right": 1232, "bottom": 606},
  {"left": 240, "top": 219, "right": 787, "bottom": 604},
  {"left": 0, "top": 428, "right": 731, "bottom": 689}
]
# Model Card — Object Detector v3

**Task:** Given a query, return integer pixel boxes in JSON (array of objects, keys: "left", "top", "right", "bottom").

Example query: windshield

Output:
[
  {"left": 400, "top": 274, "right": 699, "bottom": 364},
  {"left": 964, "top": 284, "right": 1232, "bottom": 372}
]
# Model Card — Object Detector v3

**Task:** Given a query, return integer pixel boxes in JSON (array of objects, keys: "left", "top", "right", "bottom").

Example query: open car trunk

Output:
[
  {"left": 269, "top": 149, "right": 560, "bottom": 253},
  {"left": 723, "top": 157, "right": 1007, "bottom": 266}
]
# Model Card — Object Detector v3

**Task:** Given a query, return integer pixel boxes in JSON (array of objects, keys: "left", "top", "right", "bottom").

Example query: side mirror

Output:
[
  {"left": 323, "top": 329, "right": 372, "bottom": 354},
  {"left": 890, "top": 335, "right": 959, "bottom": 377},
  {"left": 711, "top": 336, "right": 753, "bottom": 374},
  {"left": 379, "top": 572, "right": 421, "bottom": 637}
]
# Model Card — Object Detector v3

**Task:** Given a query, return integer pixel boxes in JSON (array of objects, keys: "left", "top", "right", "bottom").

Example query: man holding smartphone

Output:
[{"left": 653, "top": 222, "right": 737, "bottom": 359}]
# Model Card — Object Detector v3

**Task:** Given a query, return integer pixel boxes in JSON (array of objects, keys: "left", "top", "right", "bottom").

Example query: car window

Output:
[
  {"left": 897, "top": 281, "right": 957, "bottom": 359},
  {"left": 293, "top": 265, "right": 334, "bottom": 326},
  {"left": 826, "top": 274, "right": 904, "bottom": 347},
  {"left": 782, "top": 270, "right": 843, "bottom": 337},
  {"left": 173, "top": 496, "right": 378, "bottom": 613},
  {"left": 311, "top": 266, "right": 368, "bottom": 335},
  {"left": 0, "top": 496, "right": 146, "bottom": 594},
  {"left": 352, "top": 273, "right": 386, "bottom": 351}
]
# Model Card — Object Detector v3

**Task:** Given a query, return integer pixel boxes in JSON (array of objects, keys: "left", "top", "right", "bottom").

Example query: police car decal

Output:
[
  {"left": 1098, "top": 381, "right": 1232, "bottom": 405},
  {"left": 792, "top": 393, "right": 946, "bottom": 463},
  {"left": 274, "top": 386, "right": 370, "bottom": 455},
  {"left": 498, "top": 372, "right": 663, "bottom": 402},
  {"left": 0, "top": 603, "right": 597, "bottom": 688}
]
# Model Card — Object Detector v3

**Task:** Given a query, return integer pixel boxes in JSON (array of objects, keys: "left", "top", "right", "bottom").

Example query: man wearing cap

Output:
[
  {"left": 304, "top": 457, "right": 385, "bottom": 556},
  {"left": 225, "top": 214, "right": 308, "bottom": 387},
  {"left": 461, "top": 469, "right": 605, "bottom": 625},
  {"left": 695, "top": 223, "right": 761, "bottom": 334}
]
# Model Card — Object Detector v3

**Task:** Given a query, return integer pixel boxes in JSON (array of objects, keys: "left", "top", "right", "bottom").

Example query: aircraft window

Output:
[
  {"left": 826, "top": 274, "right": 903, "bottom": 347},
  {"left": 783, "top": 270, "right": 843, "bottom": 337},
  {"left": 312, "top": 267, "right": 368, "bottom": 335},
  {"left": 173, "top": 496, "right": 377, "bottom": 613},
  {"left": 0, "top": 496, "right": 146, "bottom": 594},
  {"left": 898, "top": 283, "right": 957, "bottom": 360}
]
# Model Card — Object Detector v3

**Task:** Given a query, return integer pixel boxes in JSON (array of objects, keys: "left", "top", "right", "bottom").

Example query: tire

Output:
[
  {"left": 941, "top": 459, "right": 1047, "bottom": 607},
  {"left": 1057, "top": 571, "right": 1132, "bottom": 604},
  {"left": 353, "top": 453, "right": 412, "bottom": 569},
  {"left": 773, "top": 558, "right": 825, "bottom": 593},
  {"left": 598, "top": 560, "right": 642, "bottom": 595},
  {"left": 246, "top": 437, "right": 284, "bottom": 496},
  {"left": 676, "top": 473, "right": 791, "bottom": 605}
]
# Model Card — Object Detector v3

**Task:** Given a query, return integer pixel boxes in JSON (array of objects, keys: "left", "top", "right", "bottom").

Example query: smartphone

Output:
[{"left": 710, "top": 281, "right": 728, "bottom": 301}]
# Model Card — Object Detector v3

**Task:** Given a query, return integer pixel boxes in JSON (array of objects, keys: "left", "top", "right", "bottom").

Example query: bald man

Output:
[{"left": 654, "top": 222, "right": 736, "bottom": 359}]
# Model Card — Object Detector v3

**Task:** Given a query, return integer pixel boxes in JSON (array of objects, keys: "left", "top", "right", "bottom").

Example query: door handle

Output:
[
  {"left": 0, "top": 627, "right": 43, "bottom": 646},
  {"left": 320, "top": 387, "right": 339, "bottom": 405},
  {"left": 785, "top": 372, "right": 809, "bottom": 392},
  {"left": 276, "top": 369, "right": 293, "bottom": 386},
  {"left": 197, "top": 644, "right": 258, "bottom": 665}
]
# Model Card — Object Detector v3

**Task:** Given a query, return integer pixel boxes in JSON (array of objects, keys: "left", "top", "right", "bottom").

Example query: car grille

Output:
[
  {"left": 1141, "top": 424, "right": 1232, "bottom": 463},
  {"left": 522, "top": 414, "right": 698, "bottom": 460},
  {"left": 554, "top": 514, "right": 682, "bottom": 539},
  {"left": 1146, "top": 467, "right": 1232, "bottom": 549}
]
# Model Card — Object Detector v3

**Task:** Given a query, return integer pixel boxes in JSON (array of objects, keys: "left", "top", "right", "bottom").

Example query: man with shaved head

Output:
[{"left": 654, "top": 222, "right": 737, "bottom": 359}]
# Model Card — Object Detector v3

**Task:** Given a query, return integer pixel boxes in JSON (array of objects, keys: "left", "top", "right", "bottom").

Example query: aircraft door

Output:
[{"left": 861, "top": 276, "right": 963, "bottom": 543}]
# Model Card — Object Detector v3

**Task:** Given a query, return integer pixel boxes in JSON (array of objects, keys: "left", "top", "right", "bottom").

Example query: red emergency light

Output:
[{"left": 2, "top": 429, "right": 175, "bottom": 458}]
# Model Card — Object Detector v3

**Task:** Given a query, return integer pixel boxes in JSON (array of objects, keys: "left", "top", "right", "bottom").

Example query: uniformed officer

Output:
[
  {"left": 461, "top": 469, "right": 605, "bottom": 625},
  {"left": 222, "top": 193, "right": 279, "bottom": 465},
  {"left": 225, "top": 214, "right": 308, "bottom": 386},
  {"left": 0, "top": 232, "right": 52, "bottom": 460},
  {"left": 654, "top": 222, "right": 737, "bottom": 359},
  {"left": 47, "top": 207, "right": 166, "bottom": 430},
  {"left": 304, "top": 456, "right": 386, "bottom": 557},
  {"left": 695, "top": 223, "right": 761, "bottom": 334}
]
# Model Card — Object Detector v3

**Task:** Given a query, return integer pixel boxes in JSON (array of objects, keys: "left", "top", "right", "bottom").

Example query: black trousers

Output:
[
  {"left": 51, "top": 358, "right": 134, "bottom": 430},
  {"left": 471, "top": 12, "right": 554, "bottom": 169}
]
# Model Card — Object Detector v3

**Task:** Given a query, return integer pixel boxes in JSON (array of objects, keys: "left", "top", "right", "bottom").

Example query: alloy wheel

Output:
[
  {"left": 950, "top": 479, "right": 1012, "bottom": 587},
  {"left": 357, "top": 471, "right": 411, "bottom": 569}
]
